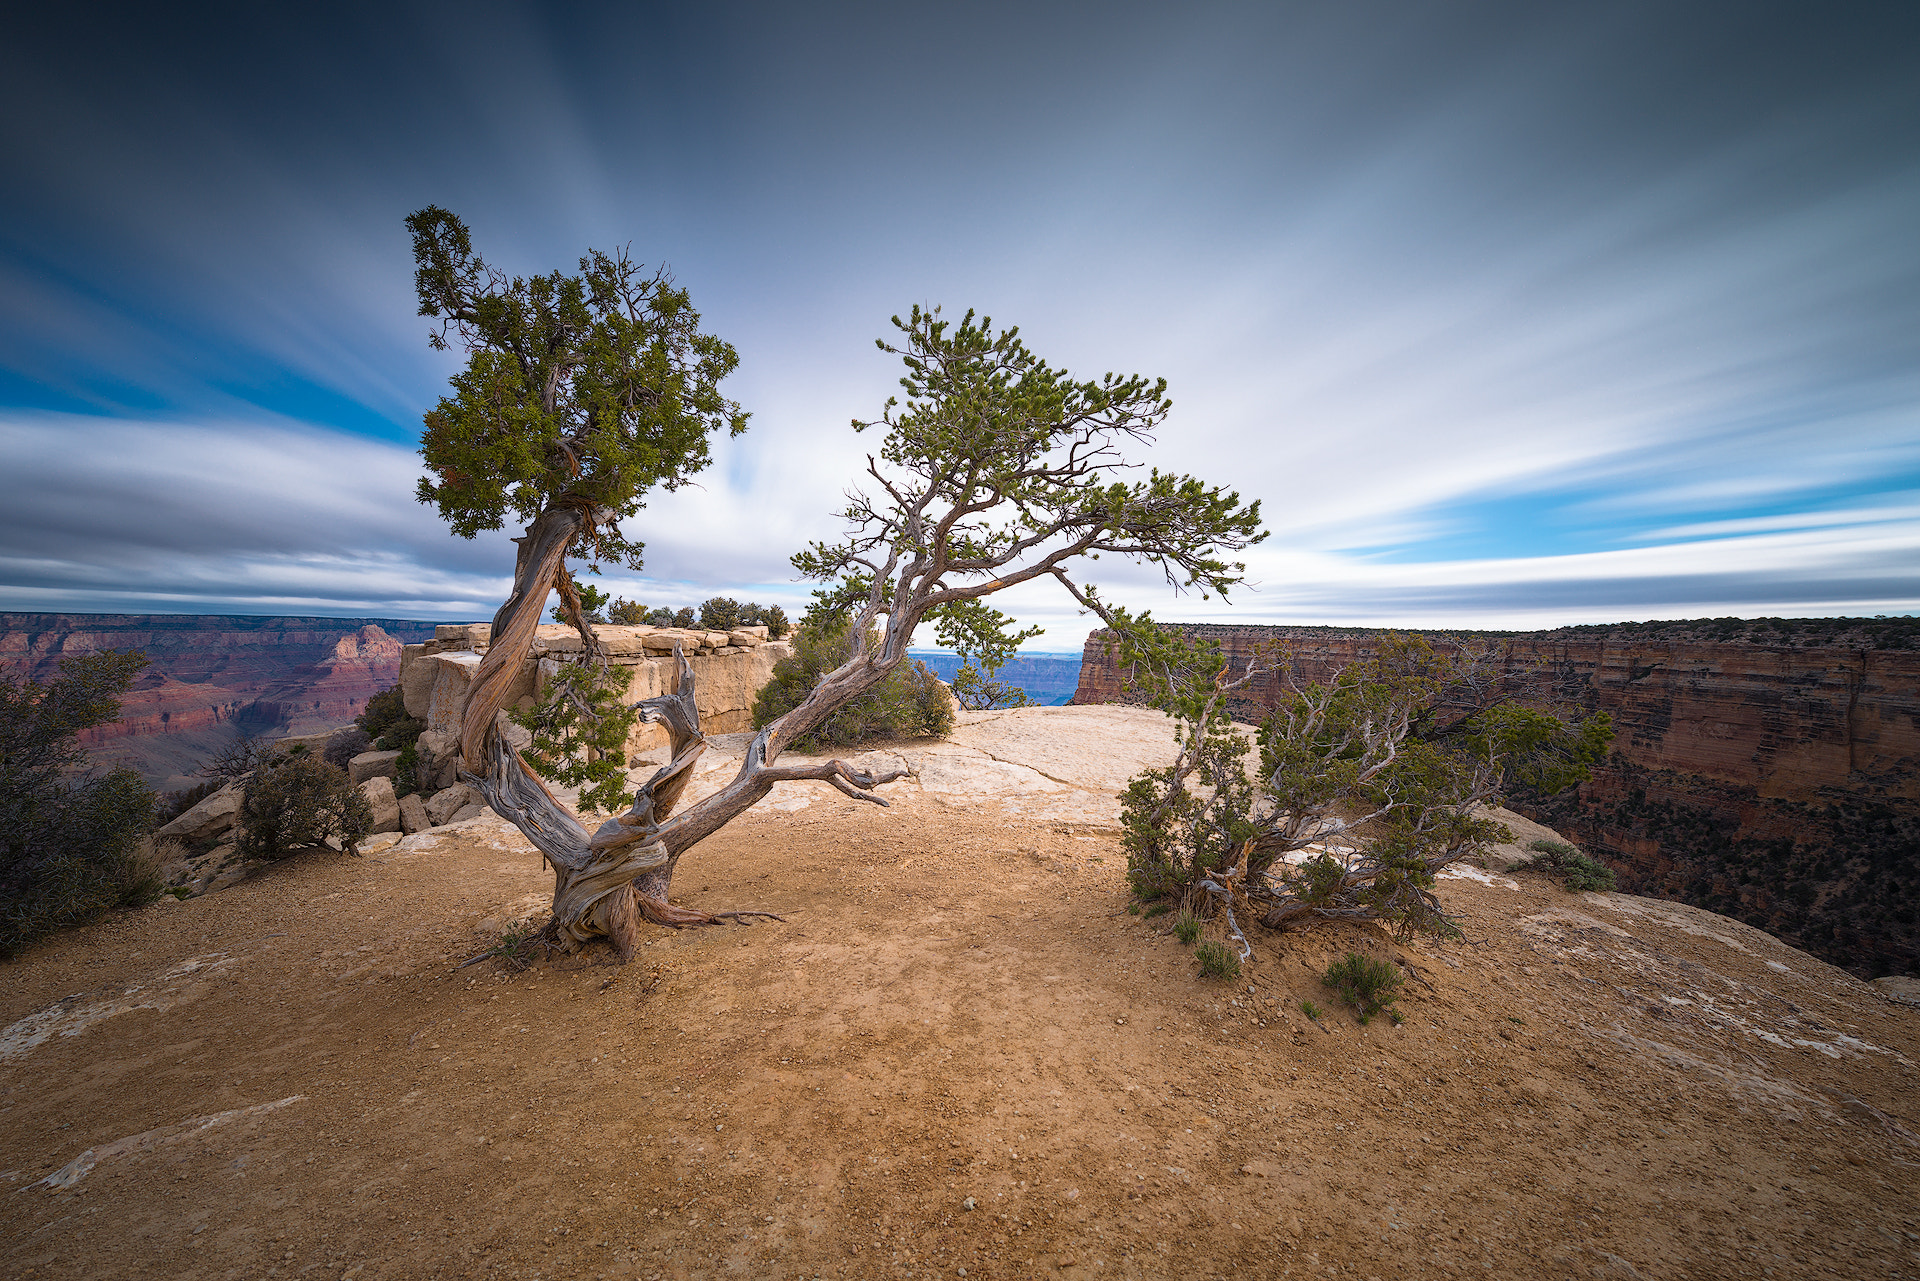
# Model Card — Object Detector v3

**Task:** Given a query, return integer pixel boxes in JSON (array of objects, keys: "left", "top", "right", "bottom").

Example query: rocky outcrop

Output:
[
  {"left": 1071, "top": 619, "right": 1920, "bottom": 978},
  {"left": 0, "top": 613, "right": 441, "bottom": 787},
  {"left": 411, "top": 622, "right": 793, "bottom": 767}
]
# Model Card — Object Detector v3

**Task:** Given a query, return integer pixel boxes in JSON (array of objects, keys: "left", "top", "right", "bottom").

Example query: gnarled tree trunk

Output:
[{"left": 456, "top": 500, "right": 911, "bottom": 959}]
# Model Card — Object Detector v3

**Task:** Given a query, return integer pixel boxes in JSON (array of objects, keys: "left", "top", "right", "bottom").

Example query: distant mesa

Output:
[{"left": 0, "top": 613, "right": 445, "bottom": 792}]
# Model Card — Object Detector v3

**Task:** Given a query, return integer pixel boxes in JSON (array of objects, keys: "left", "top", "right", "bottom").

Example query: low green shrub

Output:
[
  {"left": 1527, "top": 838, "right": 1618, "bottom": 892},
  {"left": 1173, "top": 910, "right": 1202, "bottom": 944},
  {"left": 750, "top": 619, "right": 953, "bottom": 749},
  {"left": 1118, "top": 730, "right": 1259, "bottom": 907},
  {"left": 1324, "top": 951, "right": 1404, "bottom": 1024},
  {"left": 235, "top": 755, "right": 373, "bottom": 860},
  {"left": 2, "top": 651, "right": 161, "bottom": 955},
  {"left": 1194, "top": 939, "right": 1241, "bottom": 979},
  {"left": 355, "top": 685, "right": 424, "bottom": 752},
  {"left": 1301, "top": 999, "right": 1324, "bottom": 1020}
]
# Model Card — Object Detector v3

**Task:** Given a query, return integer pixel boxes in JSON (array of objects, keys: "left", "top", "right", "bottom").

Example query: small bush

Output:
[
  {"left": 508, "top": 658, "right": 637, "bottom": 813},
  {"left": 1324, "top": 952, "right": 1404, "bottom": 1024},
  {"left": 1195, "top": 939, "right": 1241, "bottom": 979},
  {"left": 1173, "top": 910, "right": 1202, "bottom": 944},
  {"left": 1141, "top": 902, "right": 1171, "bottom": 919},
  {"left": 2, "top": 651, "right": 161, "bottom": 955},
  {"left": 464, "top": 921, "right": 548, "bottom": 973},
  {"left": 356, "top": 685, "right": 409, "bottom": 740},
  {"left": 356, "top": 686, "right": 425, "bottom": 752},
  {"left": 323, "top": 727, "right": 371, "bottom": 769},
  {"left": 750, "top": 619, "right": 953, "bottom": 749},
  {"left": 1301, "top": 999, "right": 1324, "bottom": 1020},
  {"left": 235, "top": 755, "right": 373, "bottom": 860},
  {"left": 351, "top": 686, "right": 424, "bottom": 754},
  {"left": 1119, "top": 730, "right": 1259, "bottom": 907},
  {"left": 1527, "top": 838, "right": 1618, "bottom": 892},
  {"left": 549, "top": 576, "right": 609, "bottom": 624},
  {"left": 698, "top": 596, "right": 745, "bottom": 632}
]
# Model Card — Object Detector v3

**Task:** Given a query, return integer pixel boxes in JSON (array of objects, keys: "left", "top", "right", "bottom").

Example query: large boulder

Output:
[
  {"left": 155, "top": 781, "right": 243, "bottom": 842},
  {"left": 424, "top": 651, "right": 483, "bottom": 737},
  {"left": 398, "top": 793, "right": 432, "bottom": 835},
  {"left": 425, "top": 783, "right": 479, "bottom": 826},
  {"left": 419, "top": 650, "right": 532, "bottom": 738},
  {"left": 413, "top": 729, "right": 462, "bottom": 790},
  {"left": 694, "top": 642, "right": 789, "bottom": 733},
  {"left": 358, "top": 776, "right": 400, "bottom": 833},
  {"left": 399, "top": 643, "right": 438, "bottom": 719},
  {"left": 348, "top": 749, "right": 403, "bottom": 784}
]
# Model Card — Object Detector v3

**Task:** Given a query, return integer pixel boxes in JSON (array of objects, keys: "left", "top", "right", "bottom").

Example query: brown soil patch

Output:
[{"left": 4, "top": 771, "right": 1918, "bottom": 1279}]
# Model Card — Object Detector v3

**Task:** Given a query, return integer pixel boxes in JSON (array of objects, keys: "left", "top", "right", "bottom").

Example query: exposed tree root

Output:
[{"left": 635, "top": 895, "right": 786, "bottom": 929}]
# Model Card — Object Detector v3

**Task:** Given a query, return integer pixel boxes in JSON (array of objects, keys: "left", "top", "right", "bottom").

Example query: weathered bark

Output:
[{"left": 458, "top": 500, "right": 909, "bottom": 954}]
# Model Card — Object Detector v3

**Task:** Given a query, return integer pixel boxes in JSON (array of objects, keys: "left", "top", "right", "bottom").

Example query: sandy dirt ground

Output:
[{"left": 3, "top": 707, "right": 1918, "bottom": 1281}]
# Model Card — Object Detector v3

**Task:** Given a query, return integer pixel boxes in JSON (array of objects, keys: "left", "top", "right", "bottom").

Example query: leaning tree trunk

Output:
[{"left": 456, "top": 499, "right": 912, "bottom": 960}]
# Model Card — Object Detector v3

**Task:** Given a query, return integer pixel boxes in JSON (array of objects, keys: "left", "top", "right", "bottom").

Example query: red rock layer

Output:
[{"left": 2, "top": 613, "right": 442, "bottom": 783}]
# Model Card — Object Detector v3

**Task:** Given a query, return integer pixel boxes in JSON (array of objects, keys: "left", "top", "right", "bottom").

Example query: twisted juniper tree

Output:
[
  {"left": 410, "top": 220, "right": 1265, "bottom": 958},
  {"left": 1101, "top": 623, "right": 1613, "bottom": 949}
]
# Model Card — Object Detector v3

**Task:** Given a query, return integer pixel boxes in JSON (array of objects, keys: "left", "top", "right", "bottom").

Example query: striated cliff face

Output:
[
  {"left": 1, "top": 613, "right": 442, "bottom": 788},
  {"left": 1072, "top": 619, "right": 1920, "bottom": 977}
]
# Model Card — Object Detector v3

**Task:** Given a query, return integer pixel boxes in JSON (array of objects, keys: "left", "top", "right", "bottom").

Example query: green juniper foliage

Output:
[
  {"left": 551, "top": 577, "right": 610, "bottom": 623},
  {"left": 1109, "top": 628, "right": 1611, "bottom": 939},
  {"left": 236, "top": 754, "right": 374, "bottom": 861},
  {"left": 1106, "top": 624, "right": 1263, "bottom": 910},
  {"left": 751, "top": 617, "right": 953, "bottom": 750},
  {"left": 1526, "top": 838, "right": 1619, "bottom": 892},
  {"left": 408, "top": 206, "right": 747, "bottom": 568},
  {"left": 1323, "top": 952, "right": 1404, "bottom": 1024},
  {"left": 509, "top": 659, "right": 638, "bottom": 813},
  {"left": 1, "top": 651, "right": 160, "bottom": 955},
  {"left": 928, "top": 598, "right": 1044, "bottom": 711}
]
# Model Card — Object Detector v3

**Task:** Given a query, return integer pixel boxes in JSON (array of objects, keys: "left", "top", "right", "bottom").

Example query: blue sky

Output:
[{"left": 2, "top": 1, "right": 1916, "bottom": 644}]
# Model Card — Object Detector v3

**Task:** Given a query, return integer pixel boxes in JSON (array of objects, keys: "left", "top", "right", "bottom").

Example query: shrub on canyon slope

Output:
[
  {"left": 1113, "top": 627, "right": 1612, "bottom": 941},
  {"left": 236, "top": 753, "right": 374, "bottom": 860},
  {"left": 1, "top": 651, "right": 161, "bottom": 954}
]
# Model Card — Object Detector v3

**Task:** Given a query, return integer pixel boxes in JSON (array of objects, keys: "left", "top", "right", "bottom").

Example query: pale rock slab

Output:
[
  {"left": 399, "top": 643, "right": 437, "bottom": 718},
  {"left": 348, "top": 749, "right": 402, "bottom": 785},
  {"left": 154, "top": 781, "right": 242, "bottom": 842},
  {"left": 358, "top": 775, "right": 400, "bottom": 833},
  {"left": 398, "top": 793, "right": 431, "bottom": 835},
  {"left": 413, "top": 729, "right": 461, "bottom": 789},
  {"left": 426, "top": 783, "right": 480, "bottom": 826},
  {"left": 424, "top": 651, "right": 484, "bottom": 737}
]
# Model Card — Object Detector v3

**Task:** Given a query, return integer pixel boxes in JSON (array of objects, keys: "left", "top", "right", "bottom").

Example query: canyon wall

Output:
[
  {"left": 1072, "top": 618, "right": 1920, "bottom": 977},
  {"left": 1, "top": 613, "right": 443, "bottom": 788}
]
